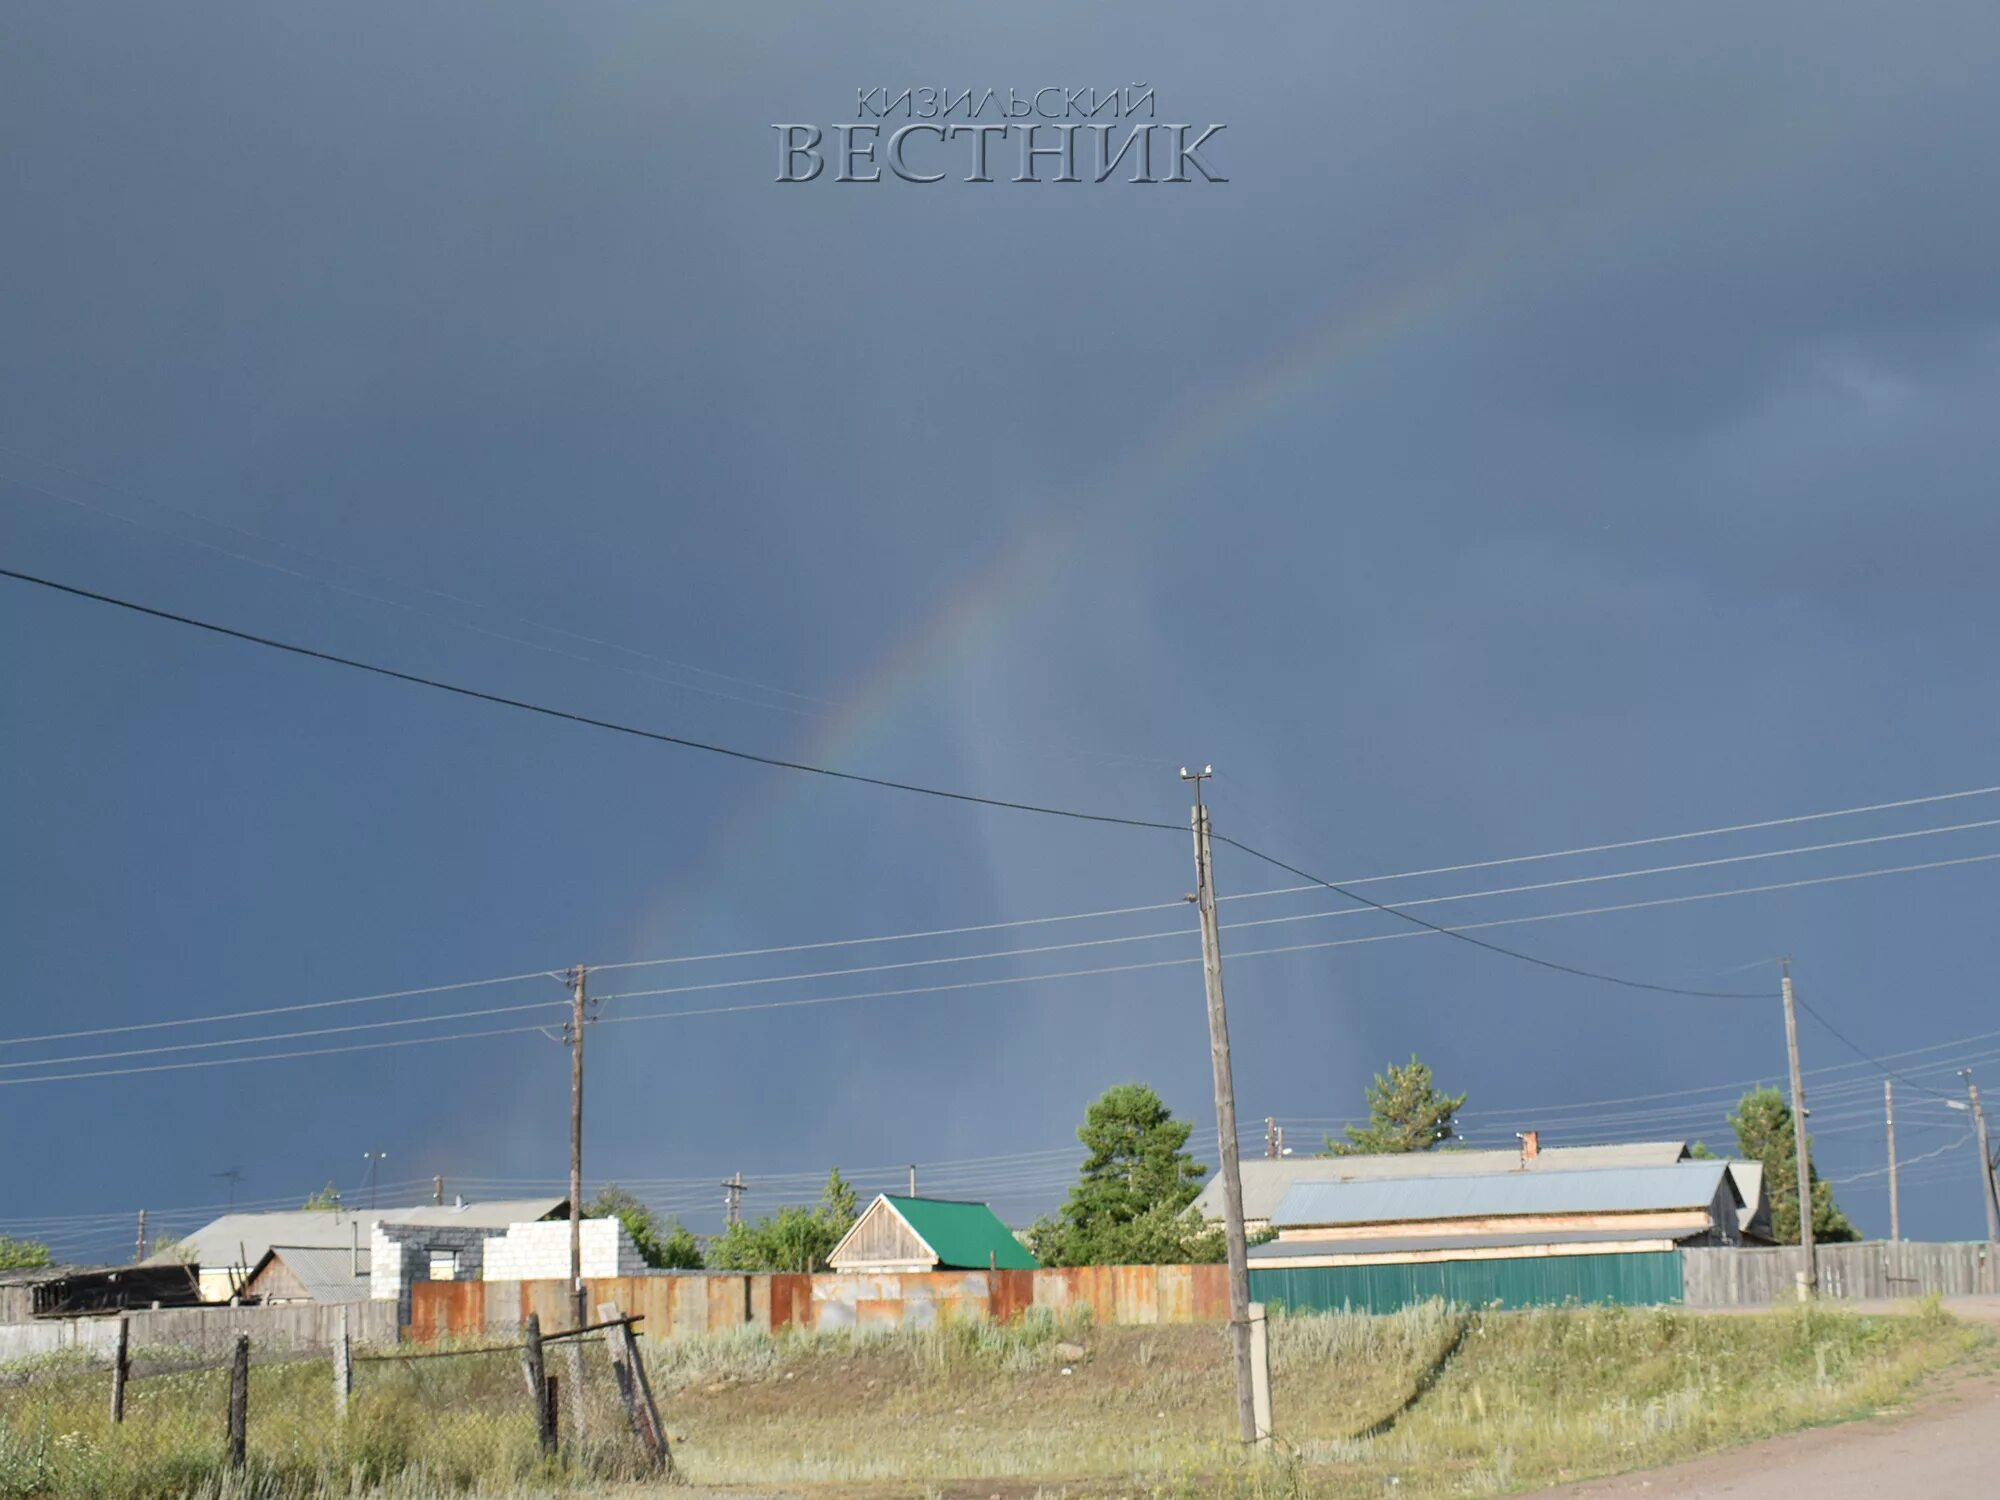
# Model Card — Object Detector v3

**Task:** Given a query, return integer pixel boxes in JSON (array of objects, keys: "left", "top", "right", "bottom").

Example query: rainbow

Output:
[{"left": 623, "top": 105, "right": 1823, "bottom": 970}]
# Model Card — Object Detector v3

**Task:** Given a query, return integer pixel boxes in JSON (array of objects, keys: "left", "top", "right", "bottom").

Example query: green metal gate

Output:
[{"left": 1248, "top": 1250, "right": 1683, "bottom": 1314}]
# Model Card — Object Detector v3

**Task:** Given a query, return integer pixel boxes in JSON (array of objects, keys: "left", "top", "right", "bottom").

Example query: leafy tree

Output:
[
  {"left": 704, "top": 1170, "right": 858, "bottom": 1273},
  {"left": 301, "top": 1182, "right": 342, "bottom": 1211},
  {"left": 587, "top": 1184, "right": 703, "bottom": 1270},
  {"left": 1028, "top": 1083, "right": 1223, "bottom": 1266},
  {"left": 1325, "top": 1055, "right": 1466, "bottom": 1155},
  {"left": 1729, "top": 1087, "right": 1859, "bottom": 1244},
  {"left": 0, "top": 1235, "right": 53, "bottom": 1271},
  {"left": 1688, "top": 1141, "right": 1719, "bottom": 1160}
]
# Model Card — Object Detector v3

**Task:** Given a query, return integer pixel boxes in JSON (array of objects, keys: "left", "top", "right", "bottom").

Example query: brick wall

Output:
[{"left": 480, "top": 1218, "right": 644, "bottom": 1283}]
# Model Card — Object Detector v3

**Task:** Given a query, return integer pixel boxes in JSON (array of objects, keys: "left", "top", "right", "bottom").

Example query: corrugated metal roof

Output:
[
  {"left": 150, "top": 1198, "right": 565, "bottom": 1270},
  {"left": 881, "top": 1196, "right": 1039, "bottom": 1270},
  {"left": 258, "top": 1245, "right": 373, "bottom": 1303},
  {"left": 1195, "top": 1143, "right": 1692, "bottom": 1223},
  {"left": 1248, "top": 1226, "right": 1701, "bottom": 1262},
  {"left": 1272, "top": 1162, "right": 1734, "bottom": 1228}
]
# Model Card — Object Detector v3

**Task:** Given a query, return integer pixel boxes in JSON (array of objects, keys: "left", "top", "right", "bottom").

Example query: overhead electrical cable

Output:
[
  {"left": 0, "top": 566, "right": 1179, "bottom": 832},
  {"left": 4, "top": 849, "right": 1996, "bottom": 1088},
  {"left": 9, "top": 565, "right": 2000, "bottom": 1017}
]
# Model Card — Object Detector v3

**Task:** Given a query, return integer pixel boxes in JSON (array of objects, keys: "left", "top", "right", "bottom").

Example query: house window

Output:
[{"left": 428, "top": 1249, "right": 459, "bottom": 1282}]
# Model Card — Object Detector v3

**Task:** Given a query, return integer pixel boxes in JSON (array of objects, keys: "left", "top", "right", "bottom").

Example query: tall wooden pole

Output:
[
  {"left": 133, "top": 1208, "right": 147, "bottom": 1263},
  {"left": 568, "top": 964, "right": 588, "bottom": 1331},
  {"left": 1184, "top": 767, "right": 1258, "bottom": 1446},
  {"left": 1964, "top": 1074, "right": 1999, "bottom": 1245},
  {"left": 1780, "top": 959, "right": 1816, "bottom": 1296},
  {"left": 1884, "top": 1080, "right": 1900, "bottom": 1244}
]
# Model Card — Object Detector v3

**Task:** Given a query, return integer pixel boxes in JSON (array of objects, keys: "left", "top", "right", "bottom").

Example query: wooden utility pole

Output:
[
  {"left": 1780, "top": 959, "right": 1816, "bottom": 1296},
  {"left": 1885, "top": 1080, "right": 1900, "bottom": 1243},
  {"left": 226, "top": 1333, "right": 249, "bottom": 1469},
  {"left": 133, "top": 1209, "right": 147, "bottom": 1263},
  {"left": 1963, "top": 1073, "right": 1999, "bottom": 1244},
  {"left": 109, "top": 1315, "right": 130, "bottom": 1423},
  {"left": 567, "top": 963, "right": 589, "bottom": 1331},
  {"left": 1184, "top": 766, "right": 1258, "bottom": 1446},
  {"left": 721, "top": 1172, "right": 745, "bottom": 1227}
]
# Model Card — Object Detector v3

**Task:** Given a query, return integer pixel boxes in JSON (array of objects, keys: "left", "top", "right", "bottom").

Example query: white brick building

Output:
[{"left": 480, "top": 1218, "right": 645, "bottom": 1282}]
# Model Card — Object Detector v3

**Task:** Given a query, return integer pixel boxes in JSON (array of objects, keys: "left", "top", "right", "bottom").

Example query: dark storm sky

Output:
[{"left": 4, "top": 3, "right": 1998, "bottom": 1255}]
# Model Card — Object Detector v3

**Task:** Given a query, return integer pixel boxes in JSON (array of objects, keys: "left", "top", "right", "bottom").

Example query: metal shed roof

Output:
[
  {"left": 1194, "top": 1142, "right": 1693, "bottom": 1223},
  {"left": 252, "top": 1244, "right": 373, "bottom": 1303},
  {"left": 1272, "top": 1162, "right": 1735, "bottom": 1228},
  {"left": 1247, "top": 1226, "right": 1701, "bottom": 1261},
  {"left": 149, "top": 1198, "right": 565, "bottom": 1270},
  {"left": 880, "top": 1196, "right": 1039, "bottom": 1270}
]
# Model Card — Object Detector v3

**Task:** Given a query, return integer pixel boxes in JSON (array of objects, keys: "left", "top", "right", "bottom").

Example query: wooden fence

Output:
[
  {"left": 411, "top": 1265, "right": 1230, "bottom": 1341},
  {"left": 1682, "top": 1240, "right": 1995, "bottom": 1307},
  {"left": 0, "top": 1299, "right": 399, "bottom": 1365}
]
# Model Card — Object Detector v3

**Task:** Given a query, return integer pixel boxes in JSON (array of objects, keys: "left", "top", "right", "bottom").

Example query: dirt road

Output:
[{"left": 1532, "top": 1298, "right": 2000, "bottom": 1499}]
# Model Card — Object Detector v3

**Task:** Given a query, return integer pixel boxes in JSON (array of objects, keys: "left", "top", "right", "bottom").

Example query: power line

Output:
[
  {"left": 1208, "top": 828, "right": 1768, "bottom": 999},
  {"left": 1790, "top": 989, "right": 1954, "bottom": 1098},
  {"left": 0, "top": 566, "right": 1178, "bottom": 833},
  {"left": 6, "top": 809, "right": 1986, "bottom": 1060},
  {"left": 592, "top": 786, "right": 2000, "bottom": 974},
  {"left": 5, "top": 848, "right": 1996, "bottom": 1089},
  {"left": 10, "top": 564, "right": 1988, "bottom": 1010},
  {"left": 0, "top": 969, "right": 563, "bottom": 1049}
]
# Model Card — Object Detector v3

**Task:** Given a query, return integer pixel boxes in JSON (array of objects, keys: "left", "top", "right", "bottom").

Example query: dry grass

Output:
[{"left": 0, "top": 1300, "right": 1983, "bottom": 1499}]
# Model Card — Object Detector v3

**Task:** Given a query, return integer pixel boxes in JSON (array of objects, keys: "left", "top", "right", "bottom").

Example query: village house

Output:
[
  {"left": 1198, "top": 1139, "right": 1773, "bottom": 1243},
  {"left": 827, "top": 1195, "right": 1039, "bottom": 1273}
]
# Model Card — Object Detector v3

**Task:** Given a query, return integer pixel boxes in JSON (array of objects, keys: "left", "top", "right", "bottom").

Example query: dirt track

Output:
[{"left": 1531, "top": 1298, "right": 2000, "bottom": 1499}]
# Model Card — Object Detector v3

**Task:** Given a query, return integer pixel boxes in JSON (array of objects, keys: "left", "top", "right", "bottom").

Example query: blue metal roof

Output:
[{"left": 1271, "top": 1162, "right": 1733, "bottom": 1228}]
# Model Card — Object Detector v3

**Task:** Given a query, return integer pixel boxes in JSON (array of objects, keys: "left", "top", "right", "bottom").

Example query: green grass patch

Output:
[{"left": 0, "top": 1300, "right": 1983, "bottom": 1498}]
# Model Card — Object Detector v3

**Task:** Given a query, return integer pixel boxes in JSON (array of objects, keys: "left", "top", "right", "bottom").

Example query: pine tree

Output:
[
  {"left": 1326, "top": 1055, "right": 1466, "bottom": 1155},
  {"left": 1028, "top": 1083, "right": 1223, "bottom": 1266},
  {"left": 1729, "top": 1087, "right": 1859, "bottom": 1244}
]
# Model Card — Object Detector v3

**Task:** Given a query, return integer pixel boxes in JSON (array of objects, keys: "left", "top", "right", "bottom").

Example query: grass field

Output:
[{"left": 0, "top": 1300, "right": 1984, "bottom": 1499}]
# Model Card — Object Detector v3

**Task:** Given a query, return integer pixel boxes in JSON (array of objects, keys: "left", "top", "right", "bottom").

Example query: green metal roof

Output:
[{"left": 883, "top": 1196, "right": 1039, "bottom": 1270}]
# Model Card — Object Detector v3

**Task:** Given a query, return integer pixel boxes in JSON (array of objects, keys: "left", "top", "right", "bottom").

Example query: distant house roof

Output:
[
  {"left": 149, "top": 1198, "right": 565, "bottom": 1271},
  {"left": 832, "top": 1196, "right": 1039, "bottom": 1271},
  {"left": 246, "top": 1245, "right": 372, "bottom": 1304},
  {"left": 1273, "top": 1162, "right": 1737, "bottom": 1229},
  {"left": 1725, "top": 1161, "right": 1770, "bottom": 1239},
  {"left": 1196, "top": 1142, "right": 1693, "bottom": 1224},
  {"left": 1247, "top": 1226, "right": 1704, "bottom": 1263}
]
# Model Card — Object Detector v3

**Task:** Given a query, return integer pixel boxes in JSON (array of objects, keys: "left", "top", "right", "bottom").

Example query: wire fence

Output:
[{"left": 0, "top": 1308, "right": 673, "bottom": 1496}]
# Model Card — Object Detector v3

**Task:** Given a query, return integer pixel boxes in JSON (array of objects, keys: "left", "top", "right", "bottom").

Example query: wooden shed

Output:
[{"left": 827, "top": 1195, "right": 1039, "bottom": 1274}]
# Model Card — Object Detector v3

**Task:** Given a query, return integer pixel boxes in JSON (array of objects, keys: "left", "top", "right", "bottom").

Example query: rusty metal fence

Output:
[{"left": 412, "top": 1264, "right": 1232, "bottom": 1343}]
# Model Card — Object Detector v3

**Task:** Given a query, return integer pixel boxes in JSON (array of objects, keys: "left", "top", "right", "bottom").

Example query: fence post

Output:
[
  {"left": 333, "top": 1307, "right": 353, "bottom": 1420},
  {"left": 226, "top": 1332, "right": 249, "bottom": 1469},
  {"left": 520, "top": 1313, "right": 557, "bottom": 1456},
  {"left": 1247, "top": 1302, "right": 1273, "bottom": 1452},
  {"left": 109, "top": 1314, "right": 130, "bottom": 1424},
  {"left": 563, "top": 1339, "right": 590, "bottom": 1446},
  {"left": 598, "top": 1301, "right": 672, "bottom": 1474}
]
